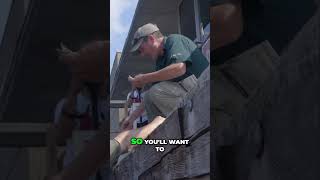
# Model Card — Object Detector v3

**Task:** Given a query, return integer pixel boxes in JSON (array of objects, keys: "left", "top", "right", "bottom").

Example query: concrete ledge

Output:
[{"left": 0, "top": 123, "right": 49, "bottom": 133}]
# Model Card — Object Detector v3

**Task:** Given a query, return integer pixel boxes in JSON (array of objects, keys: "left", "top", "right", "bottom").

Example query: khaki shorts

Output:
[{"left": 144, "top": 75, "right": 198, "bottom": 120}]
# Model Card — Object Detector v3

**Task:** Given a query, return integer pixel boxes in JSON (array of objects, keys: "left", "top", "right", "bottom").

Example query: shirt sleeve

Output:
[{"left": 165, "top": 37, "right": 194, "bottom": 66}]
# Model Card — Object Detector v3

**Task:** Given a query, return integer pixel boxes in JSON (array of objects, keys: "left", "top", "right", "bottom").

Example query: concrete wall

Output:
[
  {"left": 0, "top": 148, "right": 29, "bottom": 180},
  {"left": 0, "top": 1, "right": 35, "bottom": 178},
  {"left": 0, "top": 0, "right": 13, "bottom": 44},
  {"left": 0, "top": 147, "right": 47, "bottom": 180},
  {"left": 110, "top": 52, "right": 121, "bottom": 91},
  {"left": 110, "top": 52, "right": 126, "bottom": 139},
  {"left": 110, "top": 108, "right": 126, "bottom": 139},
  {"left": 0, "top": 0, "right": 30, "bottom": 44},
  {"left": 0, "top": 0, "right": 32, "bottom": 120}
]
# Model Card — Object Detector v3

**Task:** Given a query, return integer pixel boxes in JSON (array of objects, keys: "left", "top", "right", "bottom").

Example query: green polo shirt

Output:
[{"left": 156, "top": 34, "right": 209, "bottom": 82}]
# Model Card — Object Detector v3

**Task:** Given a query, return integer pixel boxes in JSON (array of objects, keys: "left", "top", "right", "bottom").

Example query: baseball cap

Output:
[{"left": 130, "top": 23, "right": 160, "bottom": 54}]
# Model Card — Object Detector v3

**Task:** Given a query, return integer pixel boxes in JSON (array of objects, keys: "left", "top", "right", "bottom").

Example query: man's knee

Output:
[
  {"left": 144, "top": 83, "right": 164, "bottom": 104},
  {"left": 143, "top": 89, "right": 153, "bottom": 106}
]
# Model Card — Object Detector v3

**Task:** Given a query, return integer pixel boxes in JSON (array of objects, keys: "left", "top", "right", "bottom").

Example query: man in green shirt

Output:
[{"left": 129, "top": 23, "right": 209, "bottom": 121}]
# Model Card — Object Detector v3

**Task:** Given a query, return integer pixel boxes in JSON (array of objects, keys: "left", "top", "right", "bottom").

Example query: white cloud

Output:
[{"left": 110, "top": 0, "right": 138, "bottom": 35}]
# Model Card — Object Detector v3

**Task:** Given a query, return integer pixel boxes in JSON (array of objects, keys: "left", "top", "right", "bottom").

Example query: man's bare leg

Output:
[{"left": 115, "top": 116, "right": 165, "bottom": 153}]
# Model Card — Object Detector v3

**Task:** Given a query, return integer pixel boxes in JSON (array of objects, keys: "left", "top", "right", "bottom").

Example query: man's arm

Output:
[
  {"left": 121, "top": 102, "right": 145, "bottom": 130},
  {"left": 210, "top": 0, "right": 243, "bottom": 49},
  {"left": 129, "top": 62, "right": 186, "bottom": 87},
  {"left": 144, "top": 62, "right": 186, "bottom": 82}
]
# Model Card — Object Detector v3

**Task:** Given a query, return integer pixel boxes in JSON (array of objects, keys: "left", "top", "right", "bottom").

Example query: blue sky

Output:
[{"left": 110, "top": 0, "right": 139, "bottom": 73}]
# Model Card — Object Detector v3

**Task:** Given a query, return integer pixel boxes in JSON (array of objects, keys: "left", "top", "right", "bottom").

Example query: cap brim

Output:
[{"left": 130, "top": 38, "right": 144, "bottom": 55}]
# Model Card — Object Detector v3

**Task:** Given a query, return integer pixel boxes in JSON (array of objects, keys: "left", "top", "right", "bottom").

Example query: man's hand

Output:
[
  {"left": 128, "top": 74, "right": 145, "bottom": 88},
  {"left": 121, "top": 117, "right": 134, "bottom": 131},
  {"left": 129, "top": 63, "right": 186, "bottom": 86}
]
